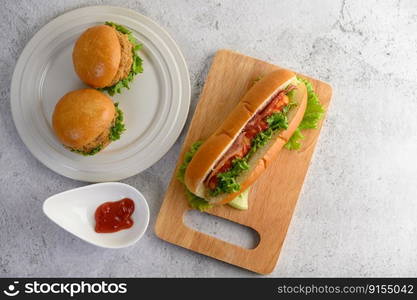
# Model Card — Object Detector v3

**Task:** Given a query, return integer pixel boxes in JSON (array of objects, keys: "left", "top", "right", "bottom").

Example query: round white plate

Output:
[{"left": 11, "top": 6, "right": 190, "bottom": 182}]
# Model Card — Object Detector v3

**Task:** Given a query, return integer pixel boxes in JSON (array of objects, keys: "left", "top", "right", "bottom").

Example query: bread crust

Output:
[
  {"left": 52, "top": 89, "right": 116, "bottom": 150},
  {"left": 72, "top": 25, "right": 121, "bottom": 88},
  {"left": 184, "top": 70, "right": 307, "bottom": 204}
]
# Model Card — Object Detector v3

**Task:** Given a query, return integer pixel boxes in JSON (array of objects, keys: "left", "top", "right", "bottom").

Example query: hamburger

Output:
[
  {"left": 52, "top": 89, "right": 125, "bottom": 155},
  {"left": 72, "top": 22, "right": 143, "bottom": 95}
]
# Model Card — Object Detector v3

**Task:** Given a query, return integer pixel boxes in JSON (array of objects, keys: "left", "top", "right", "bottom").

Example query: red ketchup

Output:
[{"left": 94, "top": 198, "right": 135, "bottom": 233}]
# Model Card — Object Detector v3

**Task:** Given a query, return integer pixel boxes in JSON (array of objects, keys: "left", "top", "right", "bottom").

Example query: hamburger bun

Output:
[
  {"left": 52, "top": 89, "right": 116, "bottom": 154},
  {"left": 72, "top": 25, "right": 133, "bottom": 88},
  {"left": 184, "top": 69, "right": 308, "bottom": 204}
]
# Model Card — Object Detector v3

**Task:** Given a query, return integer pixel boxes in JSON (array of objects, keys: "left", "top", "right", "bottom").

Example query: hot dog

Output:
[{"left": 183, "top": 69, "right": 308, "bottom": 205}]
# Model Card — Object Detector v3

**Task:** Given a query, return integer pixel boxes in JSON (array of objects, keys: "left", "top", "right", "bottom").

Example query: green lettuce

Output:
[
  {"left": 285, "top": 128, "right": 304, "bottom": 150},
  {"left": 109, "top": 103, "right": 126, "bottom": 141},
  {"left": 210, "top": 158, "right": 249, "bottom": 196},
  {"left": 285, "top": 78, "right": 325, "bottom": 150},
  {"left": 266, "top": 111, "right": 288, "bottom": 131},
  {"left": 99, "top": 22, "right": 144, "bottom": 96},
  {"left": 177, "top": 141, "right": 212, "bottom": 211},
  {"left": 185, "top": 189, "right": 212, "bottom": 212},
  {"left": 177, "top": 141, "right": 203, "bottom": 183}
]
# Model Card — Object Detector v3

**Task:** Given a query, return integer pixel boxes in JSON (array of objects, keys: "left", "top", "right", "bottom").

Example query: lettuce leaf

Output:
[
  {"left": 298, "top": 78, "right": 325, "bottom": 130},
  {"left": 109, "top": 103, "right": 126, "bottom": 141},
  {"left": 177, "top": 141, "right": 203, "bottom": 183},
  {"left": 285, "top": 128, "right": 304, "bottom": 150},
  {"left": 210, "top": 158, "right": 249, "bottom": 196},
  {"left": 99, "top": 22, "right": 144, "bottom": 96},
  {"left": 285, "top": 77, "right": 325, "bottom": 150},
  {"left": 185, "top": 189, "right": 212, "bottom": 211},
  {"left": 177, "top": 141, "right": 212, "bottom": 211},
  {"left": 267, "top": 111, "right": 289, "bottom": 131}
]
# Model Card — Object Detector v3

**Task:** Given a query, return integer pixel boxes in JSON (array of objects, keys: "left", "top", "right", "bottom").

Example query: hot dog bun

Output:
[{"left": 184, "top": 69, "right": 307, "bottom": 204}]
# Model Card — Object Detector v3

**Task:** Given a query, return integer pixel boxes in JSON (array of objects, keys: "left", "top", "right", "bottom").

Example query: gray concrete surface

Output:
[{"left": 1, "top": 0, "right": 417, "bottom": 277}]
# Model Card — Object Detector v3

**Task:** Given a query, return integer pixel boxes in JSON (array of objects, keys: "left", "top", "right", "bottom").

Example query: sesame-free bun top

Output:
[
  {"left": 52, "top": 89, "right": 115, "bottom": 150},
  {"left": 72, "top": 25, "right": 121, "bottom": 88}
]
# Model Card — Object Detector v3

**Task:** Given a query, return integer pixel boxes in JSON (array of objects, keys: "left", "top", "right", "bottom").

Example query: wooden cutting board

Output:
[{"left": 155, "top": 49, "right": 332, "bottom": 274}]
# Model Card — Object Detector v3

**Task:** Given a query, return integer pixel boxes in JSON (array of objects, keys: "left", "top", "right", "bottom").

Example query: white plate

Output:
[
  {"left": 43, "top": 182, "right": 150, "bottom": 248},
  {"left": 11, "top": 6, "right": 190, "bottom": 182}
]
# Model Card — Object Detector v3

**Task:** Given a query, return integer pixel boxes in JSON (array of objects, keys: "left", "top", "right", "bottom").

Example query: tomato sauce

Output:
[{"left": 94, "top": 198, "right": 135, "bottom": 233}]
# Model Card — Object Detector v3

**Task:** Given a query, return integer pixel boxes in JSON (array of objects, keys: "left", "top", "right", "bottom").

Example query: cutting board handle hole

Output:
[{"left": 184, "top": 210, "right": 260, "bottom": 249}]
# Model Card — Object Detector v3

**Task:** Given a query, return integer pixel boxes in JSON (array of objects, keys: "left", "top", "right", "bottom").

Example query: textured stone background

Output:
[{"left": 1, "top": 0, "right": 417, "bottom": 277}]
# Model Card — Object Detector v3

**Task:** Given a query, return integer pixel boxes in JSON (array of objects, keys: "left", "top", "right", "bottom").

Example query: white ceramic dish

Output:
[
  {"left": 11, "top": 6, "right": 190, "bottom": 182},
  {"left": 43, "top": 182, "right": 149, "bottom": 248}
]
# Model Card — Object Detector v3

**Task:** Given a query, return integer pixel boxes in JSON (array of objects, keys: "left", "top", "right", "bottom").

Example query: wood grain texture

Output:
[{"left": 155, "top": 49, "right": 332, "bottom": 274}]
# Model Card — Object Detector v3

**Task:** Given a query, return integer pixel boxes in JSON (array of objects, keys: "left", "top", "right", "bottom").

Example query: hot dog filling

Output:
[{"left": 205, "top": 84, "right": 297, "bottom": 195}]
